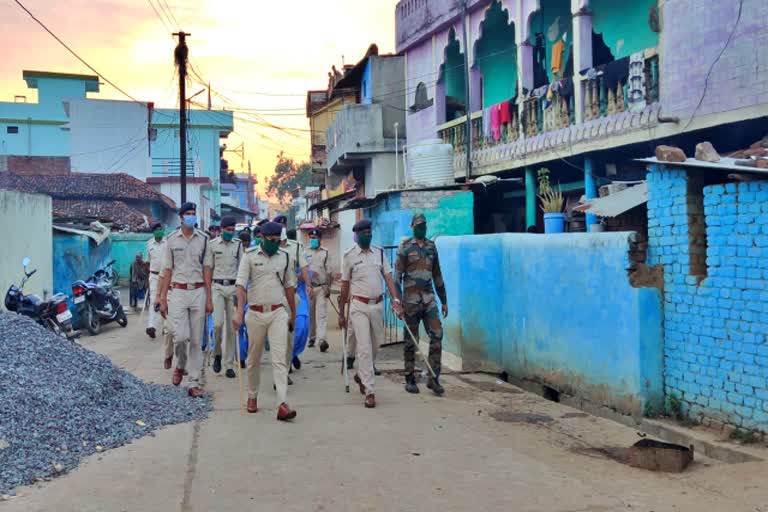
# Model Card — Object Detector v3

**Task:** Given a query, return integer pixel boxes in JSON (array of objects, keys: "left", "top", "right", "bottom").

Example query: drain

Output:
[{"left": 542, "top": 385, "right": 561, "bottom": 403}]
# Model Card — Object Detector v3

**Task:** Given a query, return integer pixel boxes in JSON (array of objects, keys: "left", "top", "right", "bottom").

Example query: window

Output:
[
  {"left": 410, "top": 82, "right": 434, "bottom": 113},
  {"left": 6, "top": 126, "right": 19, "bottom": 134}
]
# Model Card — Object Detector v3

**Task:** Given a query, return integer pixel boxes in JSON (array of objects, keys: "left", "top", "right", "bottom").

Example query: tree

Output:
[{"left": 267, "top": 151, "right": 313, "bottom": 205}]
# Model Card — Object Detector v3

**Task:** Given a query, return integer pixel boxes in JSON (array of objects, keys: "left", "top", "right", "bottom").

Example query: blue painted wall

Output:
[
  {"left": 53, "top": 233, "right": 112, "bottom": 296},
  {"left": 110, "top": 233, "right": 153, "bottom": 286},
  {"left": 647, "top": 167, "right": 768, "bottom": 432},
  {"left": 361, "top": 60, "right": 373, "bottom": 105},
  {"left": 438, "top": 232, "right": 664, "bottom": 415}
]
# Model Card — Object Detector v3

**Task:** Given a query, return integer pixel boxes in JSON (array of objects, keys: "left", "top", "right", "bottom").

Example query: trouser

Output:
[
  {"left": 164, "top": 289, "right": 174, "bottom": 359},
  {"left": 346, "top": 322, "right": 376, "bottom": 362},
  {"left": 212, "top": 284, "right": 237, "bottom": 369},
  {"left": 309, "top": 286, "right": 328, "bottom": 342},
  {"left": 348, "top": 299, "right": 383, "bottom": 394},
  {"left": 245, "top": 307, "right": 289, "bottom": 405},
  {"left": 148, "top": 273, "right": 163, "bottom": 332},
  {"left": 169, "top": 287, "right": 206, "bottom": 388},
  {"left": 403, "top": 300, "right": 443, "bottom": 377}
]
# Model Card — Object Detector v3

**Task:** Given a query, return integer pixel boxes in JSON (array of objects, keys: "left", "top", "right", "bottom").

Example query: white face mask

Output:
[{"left": 280, "top": 227, "right": 287, "bottom": 241}]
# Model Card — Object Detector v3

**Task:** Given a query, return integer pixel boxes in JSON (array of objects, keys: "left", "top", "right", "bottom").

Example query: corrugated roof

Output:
[
  {"left": 636, "top": 157, "right": 768, "bottom": 174},
  {"left": 576, "top": 182, "right": 648, "bottom": 218}
]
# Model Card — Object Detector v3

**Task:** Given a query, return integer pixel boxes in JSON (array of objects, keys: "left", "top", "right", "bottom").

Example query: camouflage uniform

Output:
[{"left": 394, "top": 225, "right": 446, "bottom": 378}]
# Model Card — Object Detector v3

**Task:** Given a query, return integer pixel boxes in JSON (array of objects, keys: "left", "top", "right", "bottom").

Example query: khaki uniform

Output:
[
  {"left": 341, "top": 245, "right": 390, "bottom": 394},
  {"left": 307, "top": 246, "right": 330, "bottom": 344},
  {"left": 236, "top": 246, "right": 296, "bottom": 405},
  {"left": 284, "top": 239, "right": 307, "bottom": 365},
  {"left": 146, "top": 238, "right": 165, "bottom": 333},
  {"left": 204, "top": 237, "right": 243, "bottom": 370},
  {"left": 161, "top": 229, "right": 208, "bottom": 388}
]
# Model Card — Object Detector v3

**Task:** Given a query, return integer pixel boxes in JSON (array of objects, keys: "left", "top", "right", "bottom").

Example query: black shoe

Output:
[
  {"left": 346, "top": 356, "right": 355, "bottom": 370},
  {"left": 308, "top": 337, "right": 316, "bottom": 348},
  {"left": 292, "top": 356, "right": 302, "bottom": 370},
  {"left": 240, "top": 360, "right": 246, "bottom": 369},
  {"left": 374, "top": 366, "right": 381, "bottom": 376},
  {"left": 213, "top": 355, "right": 222, "bottom": 374},
  {"left": 405, "top": 374, "right": 419, "bottom": 394},
  {"left": 427, "top": 377, "right": 445, "bottom": 396},
  {"left": 319, "top": 340, "right": 329, "bottom": 352},
  {"left": 288, "top": 376, "right": 294, "bottom": 386},
  {"left": 225, "top": 369, "right": 236, "bottom": 379}
]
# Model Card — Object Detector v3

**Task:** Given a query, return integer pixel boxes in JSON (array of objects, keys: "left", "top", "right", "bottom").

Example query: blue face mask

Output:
[
  {"left": 182, "top": 215, "right": 196, "bottom": 228},
  {"left": 310, "top": 238, "right": 320, "bottom": 249}
]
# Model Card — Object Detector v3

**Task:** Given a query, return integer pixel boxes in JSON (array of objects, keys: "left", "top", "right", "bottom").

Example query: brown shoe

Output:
[
  {"left": 163, "top": 356, "right": 172, "bottom": 370},
  {"left": 247, "top": 398, "right": 258, "bottom": 413},
  {"left": 188, "top": 387, "right": 204, "bottom": 398},
  {"left": 146, "top": 327, "right": 156, "bottom": 339},
  {"left": 172, "top": 368, "right": 183, "bottom": 386},
  {"left": 353, "top": 373, "right": 366, "bottom": 395},
  {"left": 365, "top": 394, "right": 376, "bottom": 408},
  {"left": 277, "top": 402, "right": 297, "bottom": 421}
]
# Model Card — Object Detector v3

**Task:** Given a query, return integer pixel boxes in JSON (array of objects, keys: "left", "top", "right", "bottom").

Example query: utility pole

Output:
[
  {"left": 173, "top": 31, "right": 190, "bottom": 203},
  {"left": 460, "top": 0, "right": 472, "bottom": 180}
]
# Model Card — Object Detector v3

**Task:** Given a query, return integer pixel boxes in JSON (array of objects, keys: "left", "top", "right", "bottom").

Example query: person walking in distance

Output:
[
  {"left": 339, "top": 219, "right": 403, "bottom": 408},
  {"left": 233, "top": 222, "right": 298, "bottom": 421},
  {"left": 395, "top": 213, "right": 448, "bottom": 396},
  {"left": 306, "top": 228, "right": 331, "bottom": 352},
  {"left": 204, "top": 215, "right": 243, "bottom": 379},
  {"left": 155, "top": 202, "right": 212, "bottom": 398},
  {"left": 146, "top": 223, "right": 166, "bottom": 339}
]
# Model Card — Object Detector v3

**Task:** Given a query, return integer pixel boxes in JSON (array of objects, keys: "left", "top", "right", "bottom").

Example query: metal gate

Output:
[{"left": 382, "top": 245, "right": 403, "bottom": 346}]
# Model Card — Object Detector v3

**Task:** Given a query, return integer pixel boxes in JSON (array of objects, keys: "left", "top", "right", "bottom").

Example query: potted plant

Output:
[{"left": 538, "top": 168, "right": 565, "bottom": 234}]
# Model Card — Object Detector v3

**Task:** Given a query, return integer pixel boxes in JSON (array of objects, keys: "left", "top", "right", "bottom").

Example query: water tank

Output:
[{"left": 406, "top": 139, "right": 454, "bottom": 187}]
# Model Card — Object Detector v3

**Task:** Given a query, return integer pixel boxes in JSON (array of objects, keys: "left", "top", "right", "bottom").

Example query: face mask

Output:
[
  {"left": 222, "top": 231, "right": 234, "bottom": 242},
  {"left": 413, "top": 224, "right": 427, "bottom": 240},
  {"left": 310, "top": 238, "right": 320, "bottom": 249},
  {"left": 182, "top": 215, "right": 196, "bottom": 228},
  {"left": 356, "top": 233, "right": 372, "bottom": 249},
  {"left": 253, "top": 236, "right": 261, "bottom": 246},
  {"left": 153, "top": 229, "right": 164, "bottom": 240},
  {"left": 262, "top": 238, "right": 280, "bottom": 256}
]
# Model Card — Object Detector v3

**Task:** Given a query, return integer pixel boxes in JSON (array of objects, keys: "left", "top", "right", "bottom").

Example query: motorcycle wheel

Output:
[
  {"left": 85, "top": 305, "right": 102, "bottom": 335},
  {"left": 110, "top": 269, "right": 120, "bottom": 287},
  {"left": 116, "top": 306, "right": 128, "bottom": 328},
  {"left": 46, "top": 318, "right": 64, "bottom": 338}
]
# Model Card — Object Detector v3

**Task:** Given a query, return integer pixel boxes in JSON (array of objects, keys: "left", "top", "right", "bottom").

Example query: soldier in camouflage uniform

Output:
[{"left": 394, "top": 213, "right": 448, "bottom": 396}]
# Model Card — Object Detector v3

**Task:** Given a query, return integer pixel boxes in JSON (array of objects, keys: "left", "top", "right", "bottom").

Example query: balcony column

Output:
[
  {"left": 584, "top": 157, "right": 598, "bottom": 230},
  {"left": 572, "top": 4, "right": 593, "bottom": 125},
  {"left": 525, "top": 167, "right": 537, "bottom": 230}
]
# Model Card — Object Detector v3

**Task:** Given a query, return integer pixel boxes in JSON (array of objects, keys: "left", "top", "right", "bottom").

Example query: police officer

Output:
[
  {"left": 204, "top": 215, "right": 243, "bottom": 379},
  {"left": 395, "top": 213, "right": 448, "bottom": 396},
  {"left": 306, "top": 228, "right": 331, "bottom": 351},
  {"left": 339, "top": 219, "right": 403, "bottom": 408},
  {"left": 146, "top": 222, "right": 165, "bottom": 340},
  {"left": 233, "top": 221, "right": 298, "bottom": 421},
  {"left": 156, "top": 202, "right": 212, "bottom": 398}
]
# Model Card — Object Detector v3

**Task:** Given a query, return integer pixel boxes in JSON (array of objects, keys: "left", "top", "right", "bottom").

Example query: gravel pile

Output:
[{"left": 0, "top": 313, "right": 210, "bottom": 494}]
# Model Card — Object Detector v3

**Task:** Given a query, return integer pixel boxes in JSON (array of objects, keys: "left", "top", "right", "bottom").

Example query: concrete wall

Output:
[
  {"left": 647, "top": 166, "right": 768, "bottom": 432},
  {"left": 370, "top": 56, "right": 407, "bottom": 138},
  {"left": 69, "top": 99, "right": 151, "bottom": 178},
  {"left": 53, "top": 233, "right": 112, "bottom": 296},
  {"left": 0, "top": 190, "right": 53, "bottom": 300},
  {"left": 110, "top": 232, "right": 152, "bottom": 286},
  {"left": 363, "top": 153, "right": 404, "bottom": 198},
  {"left": 438, "top": 232, "right": 664, "bottom": 416}
]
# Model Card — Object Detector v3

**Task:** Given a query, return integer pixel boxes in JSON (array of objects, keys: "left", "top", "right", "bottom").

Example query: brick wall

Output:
[
  {"left": 2, "top": 156, "right": 70, "bottom": 175},
  {"left": 647, "top": 166, "right": 768, "bottom": 433}
]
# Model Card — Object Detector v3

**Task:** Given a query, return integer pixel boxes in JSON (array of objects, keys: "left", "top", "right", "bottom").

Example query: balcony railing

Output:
[
  {"left": 523, "top": 80, "right": 575, "bottom": 138},
  {"left": 438, "top": 108, "right": 520, "bottom": 155},
  {"left": 582, "top": 53, "right": 659, "bottom": 121}
]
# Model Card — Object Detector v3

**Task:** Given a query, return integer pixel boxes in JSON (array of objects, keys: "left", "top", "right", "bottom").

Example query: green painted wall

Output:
[
  {"left": 110, "top": 233, "right": 152, "bottom": 286},
  {"left": 528, "top": 0, "right": 572, "bottom": 83},
  {"left": 442, "top": 29, "right": 467, "bottom": 105},
  {"left": 476, "top": 1, "right": 517, "bottom": 106},
  {"left": 591, "top": 0, "right": 659, "bottom": 60}
]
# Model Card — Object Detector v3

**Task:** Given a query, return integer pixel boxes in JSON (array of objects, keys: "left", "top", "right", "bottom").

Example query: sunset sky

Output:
[{"left": 1, "top": 0, "right": 399, "bottom": 192}]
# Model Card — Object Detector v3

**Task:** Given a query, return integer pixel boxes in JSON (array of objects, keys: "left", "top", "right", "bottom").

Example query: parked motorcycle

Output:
[
  {"left": 4, "top": 257, "right": 80, "bottom": 340},
  {"left": 71, "top": 259, "right": 128, "bottom": 335}
]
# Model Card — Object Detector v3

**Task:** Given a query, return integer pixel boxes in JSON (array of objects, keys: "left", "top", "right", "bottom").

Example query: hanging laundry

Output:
[
  {"left": 483, "top": 106, "right": 493, "bottom": 142},
  {"left": 551, "top": 39, "right": 566, "bottom": 78},
  {"left": 490, "top": 104, "right": 501, "bottom": 141},
  {"left": 628, "top": 51, "right": 647, "bottom": 113},
  {"left": 559, "top": 78, "right": 574, "bottom": 101},
  {"left": 602, "top": 57, "right": 630, "bottom": 92},
  {"left": 499, "top": 100, "right": 511, "bottom": 125}
]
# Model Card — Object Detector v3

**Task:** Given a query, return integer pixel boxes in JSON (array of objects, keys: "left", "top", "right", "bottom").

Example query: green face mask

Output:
[
  {"left": 253, "top": 237, "right": 261, "bottom": 246},
  {"left": 413, "top": 224, "right": 427, "bottom": 240},
  {"left": 154, "top": 229, "right": 164, "bottom": 240},
  {"left": 357, "top": 233, "right": 372, "bottom": 249},
  {"left": 221, "top": 231, "right": 234, "bottom": 242},
  {"left": 262, "top": 238, "right": 280, "bottom": 256}
]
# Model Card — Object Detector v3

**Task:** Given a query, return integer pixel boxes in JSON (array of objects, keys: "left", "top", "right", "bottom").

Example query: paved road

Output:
[{"left": 4, "top": 310, "right": 768, "bottom": 512}]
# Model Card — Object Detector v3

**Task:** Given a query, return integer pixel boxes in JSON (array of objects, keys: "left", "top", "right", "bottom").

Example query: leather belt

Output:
[
  {"left": 150, "top": 271, "right": 160, "bottom": 275},
  {"left": 311, "top": 283, "right": 327, "bottom": 287},
  {"left": 172, "top": 282, "right": 205, "bottom": 290},
  {"left": 213, "top": 279, "right": 237, "bottom": 286},
  {"left": 250, "top": 304, "right": 283, "bottom": 313},
  {"left": 353, "top": 295, "right": 383, "bottom": 305}
]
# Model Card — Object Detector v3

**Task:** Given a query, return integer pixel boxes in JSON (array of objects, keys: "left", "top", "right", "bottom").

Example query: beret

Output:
[
  {"left": 150, "top": 222, "right": 162, "bottom": 231},
  {"left": 220, "top": 216, "right": 236, "bottom": 228},
  {"left": 353, "top": 219, "right": 372, "bottom": 232},
  {"left": 411, "top": 213, "right": 426, "bottom": 225},
  {"left": 309, "top": 228, "right": 322, "bottom": 238},
  {"left": 178, "top": 202, "right": 196, "bottom": 214},
  {"left": 272, "top": 215, "right": 288, "bottom": 225},
  {"left": 261, "top": 221, "right": 283, "bottom": 237}
]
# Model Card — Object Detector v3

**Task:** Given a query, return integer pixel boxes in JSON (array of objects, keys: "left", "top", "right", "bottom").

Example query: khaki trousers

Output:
[
  {"left": 346, "top": 322, "right": 378, "bottom": 362},
  {"left": 212, "top": 284, "right": 237, "bottom": 369},
  {"left": 163, "top": 289, "right": 174, "bottom": 359},
  {"left": 169, "top": 287, "right": 206, "bottom": 388},
  {"left": 147, "top": 274, "right": 164, "bottom": 332},
  {"left": 245, "top": 307, "right": 290, "bottom": 405},
  {"left": 309, "top": 288, "right": 328, "bottom": 342},
  {"left": 348, "top": 300, "right": 383, "bottom": 394}
]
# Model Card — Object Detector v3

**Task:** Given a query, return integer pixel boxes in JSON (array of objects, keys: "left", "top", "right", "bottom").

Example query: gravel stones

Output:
[{"left": 0, "top": 313, "right": 210, "bottom": 494}]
